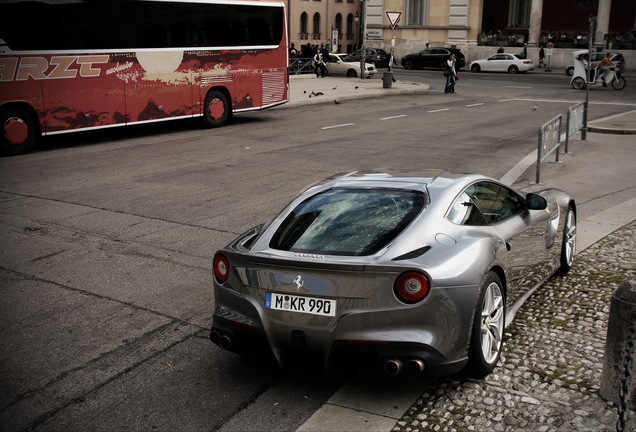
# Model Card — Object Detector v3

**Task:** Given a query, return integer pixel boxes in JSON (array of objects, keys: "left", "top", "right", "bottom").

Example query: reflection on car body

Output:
[{"left": 210, "top": 170, "right": 577, "bottom": 378}]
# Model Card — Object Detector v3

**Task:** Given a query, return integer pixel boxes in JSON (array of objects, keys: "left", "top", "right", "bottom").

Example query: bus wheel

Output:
[
  {"left": 203, "top": 90, "right": 230, "bottom": 128},
  {"left": 1, "top": 107, "right": 37, "bottom": 156}
]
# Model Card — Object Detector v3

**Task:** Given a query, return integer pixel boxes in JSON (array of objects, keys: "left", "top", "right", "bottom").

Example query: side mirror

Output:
[{"left": 526, "top": 193, "right": 547, "bottom": 210}]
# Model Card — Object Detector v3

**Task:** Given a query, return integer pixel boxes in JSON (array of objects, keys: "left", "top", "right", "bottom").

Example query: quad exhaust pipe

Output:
[
  {"left": 384, "top": 358, "right": 426, "bottom": 376},
  {"left": 210, "top": 330, "right": 233, "bottom": 350},
  {"left": 406, "top": 359, "right": 425, "bottom": 375},
  {"left": 219, "top": 334, "right": 232, "bottom": 349},
  {"left": 384, "top": 359, "right": 403, "bottom": 376}
]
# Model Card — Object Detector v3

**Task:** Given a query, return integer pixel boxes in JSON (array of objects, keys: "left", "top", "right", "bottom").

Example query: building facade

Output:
[{"left": 285, "top": 0, "right": 636, "bottom": 61}]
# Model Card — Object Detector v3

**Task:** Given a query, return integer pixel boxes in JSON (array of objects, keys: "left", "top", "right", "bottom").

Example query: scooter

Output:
[{"left": 570, "top": 49, "right": 626, "bottom": 90}]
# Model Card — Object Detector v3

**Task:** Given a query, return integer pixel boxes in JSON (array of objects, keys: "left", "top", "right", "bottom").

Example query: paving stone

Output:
[{"left": 394, "top": 221, "right": 636, "bottom": 432}]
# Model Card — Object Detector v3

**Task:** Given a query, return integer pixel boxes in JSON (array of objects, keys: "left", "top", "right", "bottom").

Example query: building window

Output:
[
  {"left": 346, "top": 13, "right": 353, "bottom": 40},
  {"left": 509, "top": 0, "right": 531, "bottom": 28},
  {"left": 300, "top": 12, "right": 308, "bottom": 39},
  {"left": 407, "top": 0, "right": 424, "bottom": 26},
  {"left": 335, "top": 13, "right": 342, "bottom": 39},
  {"left": 312, "top": 12, "right": 321, "bottom": 40}
]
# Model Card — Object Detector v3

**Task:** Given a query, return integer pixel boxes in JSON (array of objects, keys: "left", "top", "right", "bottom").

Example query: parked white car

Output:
[
  {"left": 326, "top": 53, "right": 377, "bottom": 78},
  {"left": 470, "top": 53, "right": 534, "bottom": 74}
]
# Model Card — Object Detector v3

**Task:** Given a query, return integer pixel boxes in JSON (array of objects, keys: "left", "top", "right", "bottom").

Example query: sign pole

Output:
[
  {"left": 359, "top": 0, "right": 366, "bottom": 80},
  {"left": 383, "top": 11, "right": 401, "bottom": 86}
]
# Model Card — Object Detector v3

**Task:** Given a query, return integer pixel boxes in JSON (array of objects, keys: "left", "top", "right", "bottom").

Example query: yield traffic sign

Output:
[{"left": 385, "top": 11, "right": 402, "bottom": 28}]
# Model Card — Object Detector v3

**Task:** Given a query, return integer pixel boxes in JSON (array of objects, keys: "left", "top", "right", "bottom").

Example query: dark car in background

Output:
[
  {"left": 350, "top": 48, "right": 391, "bottom": 68},
  {"left": 401, "top": 47, "right": 466, "bottom": 70}
]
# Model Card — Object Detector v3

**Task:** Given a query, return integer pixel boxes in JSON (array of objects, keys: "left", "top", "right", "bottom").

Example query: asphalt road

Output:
[{"left": 1, "top": 71, "right": 634, "bottom": 431}]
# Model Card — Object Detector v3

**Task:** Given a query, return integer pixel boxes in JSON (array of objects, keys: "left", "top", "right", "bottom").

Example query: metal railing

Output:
[
  {"left": 533, "top": 114, "right": 562, "bottom": 185},
  {"left": 288, "top": 58, "right": 315, "bottom": 75},
  {"left": 564, "top": 102, "right": 585, "bottom": 153}
]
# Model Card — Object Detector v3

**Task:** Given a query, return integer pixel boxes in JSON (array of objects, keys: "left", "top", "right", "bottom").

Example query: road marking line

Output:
[
  {"left": 321, "top": 123, "right": 354, "bottom": 130},
  {"left": 500, "top": 98, "right": 636, "bottom": 107},
  {"left": 503, "top": 86, "right": 533, "bottom": 89},
  {"left": 428, "top": 108, "right": 450, "bottom": 113},
  {"left": 466, "top": 103, "right": 484, "bottom": 107},
  {"left": 381, "top": 115, "right": 408, "bottom": 120}
]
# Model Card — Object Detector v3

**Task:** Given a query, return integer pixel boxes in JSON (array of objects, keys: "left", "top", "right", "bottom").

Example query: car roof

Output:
[{"left": 314, "top": 170, "right": 486, "bottom": 197}]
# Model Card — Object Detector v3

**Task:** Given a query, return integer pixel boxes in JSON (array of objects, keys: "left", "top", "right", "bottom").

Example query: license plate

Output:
[{"left": 265, "top": 292, "right": 336, "bottom": 317}]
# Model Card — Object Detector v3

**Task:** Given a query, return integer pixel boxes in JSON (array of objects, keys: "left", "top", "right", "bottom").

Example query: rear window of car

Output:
[{"left": 270, "top": 188, "right": 426, "bottom": 256}]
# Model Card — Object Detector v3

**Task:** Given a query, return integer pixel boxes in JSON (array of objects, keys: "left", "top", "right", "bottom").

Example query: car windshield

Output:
[
  {"left": 270, "top": 188, "right": 426, "bottom": 256},
  {"left": 339, "top": 55, "right": 355, "bottom": 62}
]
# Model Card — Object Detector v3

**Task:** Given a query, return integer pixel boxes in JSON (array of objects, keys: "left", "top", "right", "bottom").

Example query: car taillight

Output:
[
  {"left": 213, "top": 254, "right": 230, "bottom": 282},
  {"left": 394, "top": 271, "right": 430, "bottom": 304}
]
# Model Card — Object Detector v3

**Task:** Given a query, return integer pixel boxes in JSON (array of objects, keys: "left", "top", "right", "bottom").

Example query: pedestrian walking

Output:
[
  {"left": 538, "top": 46, "right": 545, "bottom": 68},
  {"left": 444, "top": 53, "right": 458, "bottom": 94},
  {"left": 313, "top": 49, "right": 328, "bottom": 77}
]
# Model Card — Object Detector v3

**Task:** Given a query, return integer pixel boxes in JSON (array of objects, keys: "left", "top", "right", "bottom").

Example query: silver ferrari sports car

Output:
[{"left": 210, "top": 170, "right": 576, "bottom": 377}]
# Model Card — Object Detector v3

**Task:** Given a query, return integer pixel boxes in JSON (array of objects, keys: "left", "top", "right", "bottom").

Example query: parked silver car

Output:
[{"left": 210, "top": 170, "right": 576, "bottom": 377}]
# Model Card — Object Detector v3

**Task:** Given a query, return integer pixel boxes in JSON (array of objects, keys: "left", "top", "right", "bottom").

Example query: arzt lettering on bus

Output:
[{"left": 0, "top": 55, "right": 110, "bottom": 82}]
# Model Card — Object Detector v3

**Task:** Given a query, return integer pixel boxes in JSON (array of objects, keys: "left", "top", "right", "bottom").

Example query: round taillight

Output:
[
  {"left": 394, "top": 272, "right": 430, "bottom": 304},
  {"left": 213, "top": 254, "right": 230, "bottom": 282}
]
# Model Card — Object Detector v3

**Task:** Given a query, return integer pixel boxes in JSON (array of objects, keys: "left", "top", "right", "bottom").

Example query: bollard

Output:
[
  {"left": 382, "top": 71, "right": 393, "bottom": 88},
  {"left": 600, "top": 278, "right": 636, "bottom": 411}
]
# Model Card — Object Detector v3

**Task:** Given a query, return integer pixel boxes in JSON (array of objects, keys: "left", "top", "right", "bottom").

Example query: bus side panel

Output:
[
  {"left": 233, "top": 71, "right": 262, "bottom": 110},
  {"left": 125, "top": 51, "right": 195, "bottom": 123},
  {"left": 125, "top": 73, "right": 194, "bottom": 123},
  {"left": 43, "top": 77, "right": 126, "bottom": 133}
]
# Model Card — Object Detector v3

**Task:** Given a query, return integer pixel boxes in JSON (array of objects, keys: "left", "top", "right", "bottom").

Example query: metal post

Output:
[
  {"left": 359, "top": 0, "right": 366, "bottom": 80},
  {"left": 582, "top": 14, "right": 595, "bottom": 141}
]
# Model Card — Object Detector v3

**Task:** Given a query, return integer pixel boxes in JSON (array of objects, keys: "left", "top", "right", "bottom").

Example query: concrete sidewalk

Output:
[
  {"left": 288, "top": 74, "right": 636, "bottom": 432},
  {"left": 287, "top": 73, "right": 429, "bottom": 106}
]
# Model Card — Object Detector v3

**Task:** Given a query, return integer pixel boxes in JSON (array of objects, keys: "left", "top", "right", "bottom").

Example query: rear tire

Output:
[
  {"left": 558, "top": 205, "right": 576, "bottom": 274},
  {"left": 508, "top": 65, "right": 519, "bottom": 74},
  {"left": 203, "top": 90, "right": 230, "bottom": 128},
  {"left": 571, "top": 77, "right": 586, "bottom": 90},
  {"left": 611, "top": 76, "right": 627, "bottom": 91},
  {"left": 467, "top": 272, "right": 505, "bottom": 377},
  {"left": 0, "top": 107, "right": 37, "bottom": 156}
]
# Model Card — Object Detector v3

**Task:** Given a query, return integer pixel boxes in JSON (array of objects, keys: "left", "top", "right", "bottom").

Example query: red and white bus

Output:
[{"left": 0, "top": 0, "right": 289, "bottom": 155}]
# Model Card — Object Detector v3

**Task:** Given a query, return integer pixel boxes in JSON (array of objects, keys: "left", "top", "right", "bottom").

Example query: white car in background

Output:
[
  {"left": 470, "top": 53, "right": 534, "bottom": 74},
  {"left": 326, "top": 53, "right": 377, "bottom": 78}
]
